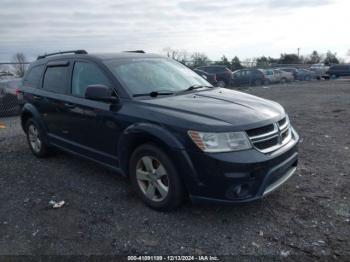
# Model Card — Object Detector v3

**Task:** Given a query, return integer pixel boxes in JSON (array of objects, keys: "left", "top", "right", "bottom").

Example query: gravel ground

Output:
[{"left": 0, "top": 80, "right": 349, "bottom": 260}]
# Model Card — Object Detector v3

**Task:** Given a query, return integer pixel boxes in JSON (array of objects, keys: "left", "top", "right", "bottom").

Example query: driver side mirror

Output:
[{"left": 85, "top": 85, "right": 119, "bottom": 103}]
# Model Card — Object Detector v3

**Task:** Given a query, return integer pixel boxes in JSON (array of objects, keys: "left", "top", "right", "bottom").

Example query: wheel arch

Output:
[
  {"left": 118, "top": 123, "right": 185, "bottom": 176},
  {"left": 21, "top": 104, "right": 47, "bottom": 138}
]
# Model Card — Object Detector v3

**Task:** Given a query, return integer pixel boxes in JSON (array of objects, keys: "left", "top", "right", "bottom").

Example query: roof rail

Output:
[
  {"left": 37, "top": 50, "right": 88, "bottom": 60},
  {"left": 123, "top": 50, "right": 145, "bottom": 53}
]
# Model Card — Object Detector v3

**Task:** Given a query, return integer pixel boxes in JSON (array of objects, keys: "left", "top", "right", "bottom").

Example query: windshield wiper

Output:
[
  {"left": 133, "top": 91, "right": 174, "bottom": 98},
  {"left": 181, "top": 84, "right": 213, "bottom": 93}
]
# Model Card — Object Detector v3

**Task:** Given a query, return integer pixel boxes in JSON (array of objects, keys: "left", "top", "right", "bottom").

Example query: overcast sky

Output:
[{"left": 0, "top": 0, "right": 349, "bottom": 62}]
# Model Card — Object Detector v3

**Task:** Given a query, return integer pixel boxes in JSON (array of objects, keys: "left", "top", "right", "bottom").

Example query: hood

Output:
[{"left": 138, "top": 88, "right": 285, "bottom": 131}]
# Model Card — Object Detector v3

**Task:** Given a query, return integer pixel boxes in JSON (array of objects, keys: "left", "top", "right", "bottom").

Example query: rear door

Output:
[{"left": 41, "top": 60, "right": 72, "bottom": 139}]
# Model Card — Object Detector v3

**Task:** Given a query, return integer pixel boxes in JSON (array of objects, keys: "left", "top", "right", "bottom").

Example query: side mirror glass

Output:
[{"left": 85, "top": 85, "right": 119, "bottom": 103}]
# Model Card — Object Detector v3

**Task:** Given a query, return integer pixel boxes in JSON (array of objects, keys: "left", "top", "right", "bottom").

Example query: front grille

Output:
[
  {"left": 246, "top": 124, "right": 274, "bottom": 137},
  {"left": 246, "top": 116, "right": 292, "bottom": 154}
]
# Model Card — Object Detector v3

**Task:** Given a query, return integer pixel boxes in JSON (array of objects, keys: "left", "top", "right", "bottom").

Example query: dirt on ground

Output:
[{"left": 0, "top": 80, "right": 349, "bottom": 261}]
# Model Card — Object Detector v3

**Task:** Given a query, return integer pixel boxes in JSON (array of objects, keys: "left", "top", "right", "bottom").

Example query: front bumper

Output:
[{"left": 180, "top": 128, "right": 299, "bottom": 205}]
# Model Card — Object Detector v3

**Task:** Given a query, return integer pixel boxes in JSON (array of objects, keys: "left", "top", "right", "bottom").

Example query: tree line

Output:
[{"left": 162, "top": 47, "right": 346, "bottom": 70}]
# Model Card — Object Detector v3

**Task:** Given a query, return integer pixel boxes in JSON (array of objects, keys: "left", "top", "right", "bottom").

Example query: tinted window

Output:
[
  {"left": 24, "top": 65, "right": 44, "bottom": 88},
  {"left": 72, "top": 62, "right": 111, "bottom": 97},
  {"left": 243, "top": 70, "right": 251, "bottom": 76},
  {"left": 43, "top": 66, "right": 69, "bottom": 94}
]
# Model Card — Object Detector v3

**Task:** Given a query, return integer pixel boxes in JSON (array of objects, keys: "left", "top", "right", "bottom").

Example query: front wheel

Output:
[{"left": 129, "top": 144, "right": 186, "bottom": 211}]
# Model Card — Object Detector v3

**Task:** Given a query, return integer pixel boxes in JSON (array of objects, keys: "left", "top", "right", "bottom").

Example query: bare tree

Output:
[
  {"left": 190, "top": 52, "right": 210, "bottom": 68},
  {"left": 162, "top": 47, "right": 189, "bottom": 64},
  {"left": 11, "top": 52, "right": 27, "bottom": 77}
]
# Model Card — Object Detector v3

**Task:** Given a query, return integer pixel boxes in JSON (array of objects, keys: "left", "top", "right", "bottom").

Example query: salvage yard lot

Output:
[{"left": 0, "top": 80, "right": 349, "bottom": 259}]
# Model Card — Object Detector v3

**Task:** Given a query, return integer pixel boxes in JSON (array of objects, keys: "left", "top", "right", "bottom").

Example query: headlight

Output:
[{"left": 188, "top": 130, "right": 252, "bottom": 153}]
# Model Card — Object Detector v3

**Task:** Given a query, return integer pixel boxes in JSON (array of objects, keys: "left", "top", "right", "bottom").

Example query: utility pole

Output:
[{"left": 297, "top": 48, "right": 300, "bottom": 58}]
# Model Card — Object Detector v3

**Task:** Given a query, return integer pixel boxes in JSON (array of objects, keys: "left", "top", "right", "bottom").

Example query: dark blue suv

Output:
[{"left": 20, "top": 50, "right": 299, "bottom": 211}]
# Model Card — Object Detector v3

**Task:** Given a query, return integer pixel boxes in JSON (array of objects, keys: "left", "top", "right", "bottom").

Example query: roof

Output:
[
  {"left": 29, "top": 51, "right": 164, "bottom": 67},
  {"left": 91, "top": 52, "right": 163, "bottom": 61}
]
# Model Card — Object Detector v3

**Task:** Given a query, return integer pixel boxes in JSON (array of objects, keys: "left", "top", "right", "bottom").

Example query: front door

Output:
[{"left": 65, "top": 60, "right": 122, "bottom": 166}]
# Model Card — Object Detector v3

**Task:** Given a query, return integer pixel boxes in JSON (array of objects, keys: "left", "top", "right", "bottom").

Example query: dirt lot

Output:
[{"left": 0, "top": 80, "right": 349, "bottom": 260}]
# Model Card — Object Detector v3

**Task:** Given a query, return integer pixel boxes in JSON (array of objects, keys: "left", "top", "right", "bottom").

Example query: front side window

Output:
[
  {"left": 104, "top": 58, "right": 210, "bottom": 96},
  {"left": 43, "top": 66, "right": 69, "bottom": 94},
  {"left": 72, "top": 62, "right": 111, "bottom": 97}
]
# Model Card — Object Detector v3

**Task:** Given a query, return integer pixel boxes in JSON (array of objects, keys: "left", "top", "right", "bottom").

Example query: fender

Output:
[
  {"left": 117, "top": 122, "right": 202, "bottom": 193},
  {"left": 21, "top": 103, "right": 49, "bottom": 143},
  {"left": 118, "top": 122, "right": 185, "bottom": 173}
]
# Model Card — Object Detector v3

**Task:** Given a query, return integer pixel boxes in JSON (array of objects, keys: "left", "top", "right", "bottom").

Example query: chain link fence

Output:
[
  {"left": 0, "top": 78, "right": 22, "bottom": 118},
  {"left": 0, "top": 62, "right": 29, "bottom": 118}
]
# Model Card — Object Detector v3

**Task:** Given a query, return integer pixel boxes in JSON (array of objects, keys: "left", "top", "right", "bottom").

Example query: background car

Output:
[
  {"left": 231, "top": 69, "right": 266, "bottom": 86},
  {"left": 273, "top": 69, "right": 294, "bottom": 83},
  {"left": 278, "top": 67, "right": 298, "bottom": 80},
  {"left": 0, "top": 71, "right": 15, "bottom": 80},
  {"left": 0, "top": 78, "right": 22, "bottom": 116},
  {"left": 325, "top": 64, "right": 350, "bottom": 78},
  {"left": 260, "top": 69, "right": 282, "bottom": 84},
  {"left": 296, "top": 69, "right": 316, "bottom": 81},
  {"left": 195, "top": 65, "right": 232, "bottom": 87},
  {"left": 309, "top": 63, "right": 330, "bottom": 79},
  {"left": 193, "top": 69, "right": 217, "bottom": 86}
]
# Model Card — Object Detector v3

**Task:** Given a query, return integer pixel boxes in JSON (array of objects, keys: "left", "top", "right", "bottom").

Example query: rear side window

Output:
[
  {"left": 43, "top": 66, "right": 69, "bottom": 94},
  {"left": 23, "top": 65, "right": 44, "bottom": 88},
  {"left": 72, "top": 62, "right": 111, "bottom": 97}
]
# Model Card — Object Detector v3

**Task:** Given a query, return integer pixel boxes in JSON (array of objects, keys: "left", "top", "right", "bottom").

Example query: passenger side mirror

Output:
[{"left": 85, "top": 85, "right": 119, "bottom": 103}]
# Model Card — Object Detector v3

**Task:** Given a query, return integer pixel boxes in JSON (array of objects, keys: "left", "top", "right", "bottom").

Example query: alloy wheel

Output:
[
  {"left": 136, "top": 156, "right": 169, "bottom": 202},
  {"left": 28, "top": 124, "right": 41, "bottom": 153}
]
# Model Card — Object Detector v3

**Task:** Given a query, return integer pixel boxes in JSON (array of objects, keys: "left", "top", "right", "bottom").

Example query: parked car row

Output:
[{"left": 194, "top": 65, "right": 321, "bottom": 88}]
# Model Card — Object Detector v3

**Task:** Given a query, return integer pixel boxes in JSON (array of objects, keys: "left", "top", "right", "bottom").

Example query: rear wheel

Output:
[
  {"left": 129, "top": 144, "right": 186, "bottom": 211},
  {"left": 25, "top": 119, "right": 49, "bottom": 157},
  {"left": 280, "top": 78, "right": 287, "bottom": 84}
]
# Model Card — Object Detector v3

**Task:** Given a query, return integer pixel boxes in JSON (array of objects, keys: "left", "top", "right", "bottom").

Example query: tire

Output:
[
  {"left": 264, "top": 79, "right": 271, "bottom": 85},
  {"left": 280, "top": 78, "right": 287, "bottom": 84},
  {"left": 129, "top": 143, "right": 186, "bottom": 211},
  {"left": 25, "top": 118, "right": 49, "bottom": 157}
]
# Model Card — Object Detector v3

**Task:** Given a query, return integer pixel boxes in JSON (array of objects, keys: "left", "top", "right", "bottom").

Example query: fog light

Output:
[
  {"left": 235, "top": 185, "right": 242, "bottom": 195},
  {"left": 226, "top": 183, "right": 251, "bottom": 199}
]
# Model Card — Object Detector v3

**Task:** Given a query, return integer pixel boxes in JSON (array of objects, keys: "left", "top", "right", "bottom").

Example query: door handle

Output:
[{"left": 64, "top": 103, "right": 76, "bottom": 109}]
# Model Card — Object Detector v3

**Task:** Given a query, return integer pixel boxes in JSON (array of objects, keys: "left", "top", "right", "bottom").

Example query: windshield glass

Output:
[{"left": 104, "top": 58, "right": 211, "bottom": 95}]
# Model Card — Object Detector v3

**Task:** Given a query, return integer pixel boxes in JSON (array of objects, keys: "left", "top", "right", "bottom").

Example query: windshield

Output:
[{"left": 104, "top": 58, "right": 211, "bottom": 96}]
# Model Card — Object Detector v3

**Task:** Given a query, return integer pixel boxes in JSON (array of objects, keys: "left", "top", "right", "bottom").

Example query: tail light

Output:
[{"left": 15, "top": 88, "right": 23, "bottom": 101}]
